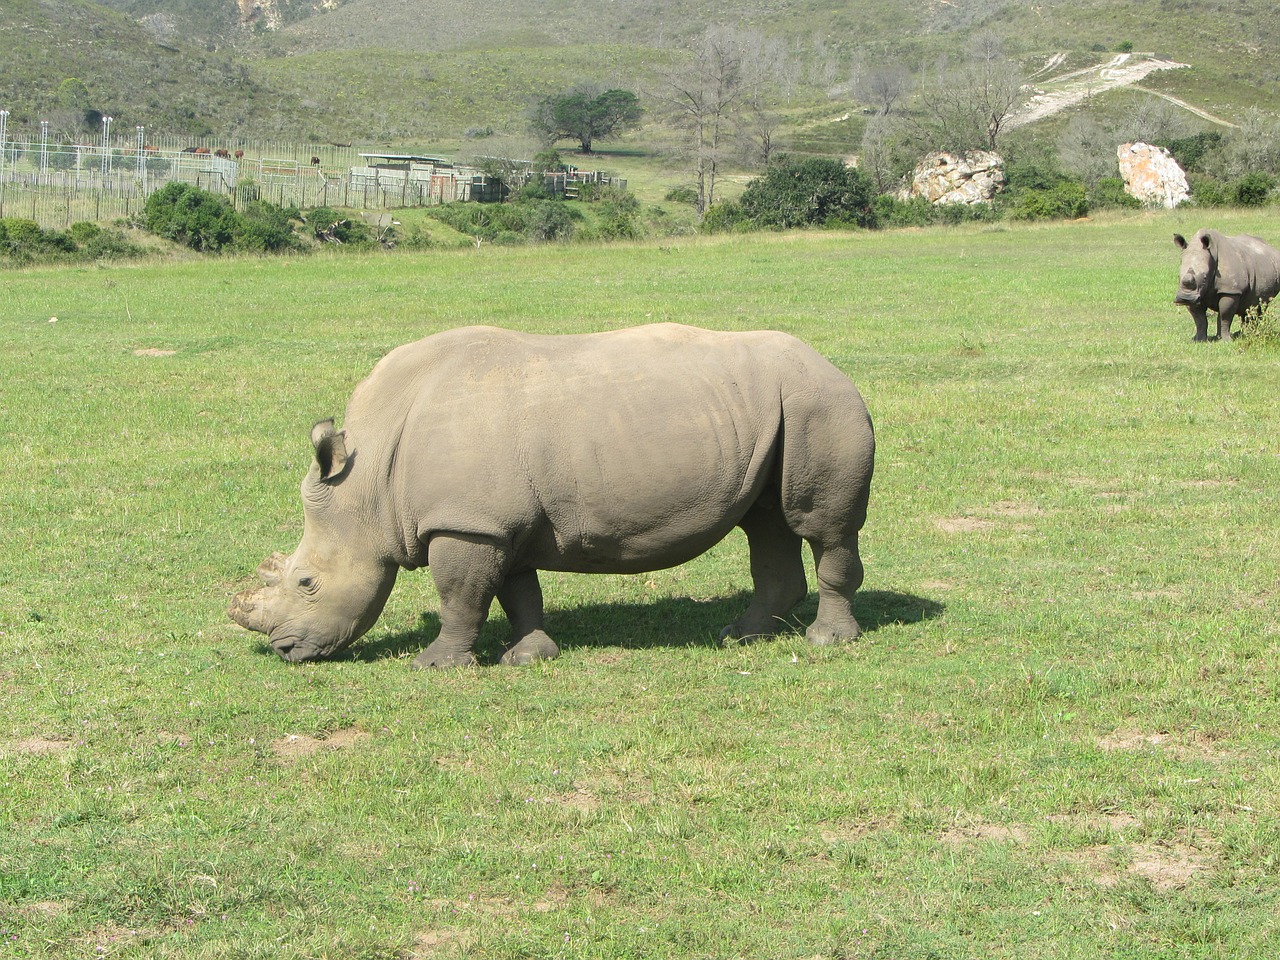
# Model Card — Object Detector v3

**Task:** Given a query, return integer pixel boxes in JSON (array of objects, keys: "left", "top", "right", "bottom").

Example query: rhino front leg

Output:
[
  {"left": 722, "top": 501, "right": 807, "bottom": 640},
  {"left": 497, "top": 569, "right": 560, "bottom": 665},
  {"left": 413, "top": 533, "right": 507, "bottom": 669},
  {"left": 1217, "top": 295, "right": 1241, "bottom": 341},
  {"left": 805, "top": 536, "right": 865, "bottom": 646},
  {"left": 1188, "top": 305, "right": 1210, "bottom": 342}
]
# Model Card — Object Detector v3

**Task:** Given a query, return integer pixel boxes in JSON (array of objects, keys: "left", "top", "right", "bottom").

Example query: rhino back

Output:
[
  {"left": 344, "top": 325, "right": 833, "bottom": 571},
  {"left": 1215, "top": 232, "right": 1280, "bottom": 301}
]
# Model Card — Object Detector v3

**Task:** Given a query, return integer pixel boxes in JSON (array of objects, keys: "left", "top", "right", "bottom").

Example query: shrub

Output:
[
  {"left": 1, "top": 217, "right": 142, "bottom": 265},
  {"left": 737, "top": 156, "right": 875, "bottom": 229},
  {"left": 527, "top": 202, "right": 576, "bottom": 242},
  {"left": 1158, "top": 132, "right": 1223, "bottom": 173},
  {"left": 236, "top": 200, "right": 298, "bottom": 252},
  {"left": 1006, "top": 182, "right": 1089, "bottom": 220},
  {"left": 1231, "top": 172, "right": 1275, "bottom": 207},
  {"left": 664, "top": 185, "right": 700, "bottom": 206},
  {"left": 143, "top": 182, "right": 240, "bottom": 252},
  {"left": 307, "top": 206, "right": 374, "bottom": 246},
  {"left": 699, "top": 200, "right": 748, "bottom": 233},
  {"left": 1238, "top": 301, "right": 1280, "bottom": 351},
  {"left": 1089, "top": 177, "right": 1141, "bottom": 210},
  {"left": 1188, "top": 174, "right": 1229, "bottom": 207},
  {"left": 870, "top": 195, "right": 997, "bottom": 229},
  {"left": 143, "top": 182, "right": 296, "bottom": 253}
]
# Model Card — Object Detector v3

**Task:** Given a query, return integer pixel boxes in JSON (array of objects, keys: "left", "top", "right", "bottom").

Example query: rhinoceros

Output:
[
  {"left": 228, "top": 323, "right": 874, "bottom": 668},
  {"left": 1173, "top": 229, "right": 1280, "bottom": 341}
]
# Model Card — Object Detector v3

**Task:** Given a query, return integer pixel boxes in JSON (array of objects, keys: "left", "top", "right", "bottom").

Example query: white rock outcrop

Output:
[
  {"left": 1116, "top": 142, "right": 1189, "bottom": 208},
  {"left": 898, "top": 151, "right": 1005, "bottom": 205}
]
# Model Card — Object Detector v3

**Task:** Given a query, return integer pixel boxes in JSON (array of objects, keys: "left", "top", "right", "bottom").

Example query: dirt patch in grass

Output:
[
  {"left": 820, "top": 817, "right": 896, "bottom": 844},
  {"left": 1098, "top": 728, "right": 1232, "bottom": 763},
  {"left": 1068, "top": 840, "right": 1215, "bottom": 890},
  {"left": 1046, "top": 811, "right": 1144, "bottom": 832},
  {"left": 133, "top": 348, "right": 177, "bottom": 357},
  {"left": 936, "top": 516, "right": 995, "bottom": 534},
  {"left": 409, "top": 928, "right": 473, "bottom": 958},
  {"left": 271, "top": 726, "right": 367, "bottom": 760},
  {"left": 6, "top": 736, "right": 72, "bottom": 755},
  {"left": 940, "top": 822, "right": 1030, "bottom": 845},
  {"left": 990, "top": 500, "right": 1043, "bottom": 518}
]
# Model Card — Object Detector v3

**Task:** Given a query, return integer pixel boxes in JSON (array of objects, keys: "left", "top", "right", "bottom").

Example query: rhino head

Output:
[
  {"left": 229, "top": 420, "right": 398, "bottom": 662},
  {"left": 1173, "top": 231, "right": 1216, "bottom": 307}
]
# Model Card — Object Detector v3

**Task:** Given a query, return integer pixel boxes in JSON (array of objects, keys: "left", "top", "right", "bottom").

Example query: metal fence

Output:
[{"left": 0, "top": 126, "right": 627, "bottom": 229}]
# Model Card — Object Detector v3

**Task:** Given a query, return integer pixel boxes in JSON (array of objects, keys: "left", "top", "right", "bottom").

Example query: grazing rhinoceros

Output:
[
  {"left": 1173, "top": 229, "right": 1280, "bottom": 341},
  {"left": 228, "top": 323, "right": 875, "bottom": 668}
]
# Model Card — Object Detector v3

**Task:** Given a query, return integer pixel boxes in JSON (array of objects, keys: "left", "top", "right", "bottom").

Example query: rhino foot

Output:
[
  {"left": 805, "top": 618, "right": 863, "bottom": 647},
  {"left": 411, "top": 645, "right": 479, "bottom": 669},
  {"left": 500, "top": 631, "right": 560, "bottom": 666}
]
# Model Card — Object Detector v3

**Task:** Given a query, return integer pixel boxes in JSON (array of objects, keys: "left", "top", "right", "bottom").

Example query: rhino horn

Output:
[
  {"left": 228, "top": 587, "right": 271, "bottom": 634},
  {"left": 257, "top": 551, "right": 289, "bottom": 586}
]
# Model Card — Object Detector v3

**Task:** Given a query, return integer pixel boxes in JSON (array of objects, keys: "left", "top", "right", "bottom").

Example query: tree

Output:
[
  {"left": 858, "top": 63, "right": 914, "bottom": 116},
  {"left": 911, "top": 32, "right": 1028, "bottom": 154},
  {"left": 653, "top": 26, "right": 793, "bottom": 216},
  {"left": 531, "top": 88, "right": 642, "bottom": 155}
]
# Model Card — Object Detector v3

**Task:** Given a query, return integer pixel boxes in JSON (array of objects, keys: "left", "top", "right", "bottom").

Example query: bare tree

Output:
[
  {"left": 1057, "top": 115, "right": 1119, "bottom": 186},
  {"left": 651, "top": 26, "right": 754, "bottom": 216},
  {"left": 858, "top": 63, "right": 914, "bottom": 116},
  {"left": 912, "top": 32, "right": 1027, "bottom": 154}
]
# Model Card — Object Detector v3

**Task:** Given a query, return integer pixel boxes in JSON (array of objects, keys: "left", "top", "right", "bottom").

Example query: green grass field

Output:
[{"left": 3, "top": 211, "right": 1279, "bottom": 958}]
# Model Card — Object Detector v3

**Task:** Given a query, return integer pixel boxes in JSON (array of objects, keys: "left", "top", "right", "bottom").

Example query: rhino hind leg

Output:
[
  {"left": 722, "top": 500, "right": 808, "bottom": 640},
  {"left": 805, "top": 536, "right": 865, "bottom": 646},
  {"left": 497, "top": 569, "right": 560, "bottom": 666},
  {"left": 413, "top": 533, "right": 508, "bottom": 669}
]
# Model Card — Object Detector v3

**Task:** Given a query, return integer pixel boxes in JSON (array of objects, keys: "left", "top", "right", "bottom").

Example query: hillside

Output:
[{"left": 2, "top": 0, "right": 1278, "bottom": 150}]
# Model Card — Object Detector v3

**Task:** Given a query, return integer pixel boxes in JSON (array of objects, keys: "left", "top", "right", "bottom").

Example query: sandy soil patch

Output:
[
  {"left": 133, "top": 348, "right": 177, "bottom": 357},
  {"left": 271, "top": 726, "right": 367, "bottom": 759}
]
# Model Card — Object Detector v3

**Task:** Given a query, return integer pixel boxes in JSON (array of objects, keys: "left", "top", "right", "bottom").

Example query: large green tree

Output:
[{"left": 531, "top": 88, "right": 642, "bottom": 155}]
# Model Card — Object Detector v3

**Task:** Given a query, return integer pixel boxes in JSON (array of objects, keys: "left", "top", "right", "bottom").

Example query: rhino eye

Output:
[{"left": 298, "top": 575, "right": 318, "bottom": 593}]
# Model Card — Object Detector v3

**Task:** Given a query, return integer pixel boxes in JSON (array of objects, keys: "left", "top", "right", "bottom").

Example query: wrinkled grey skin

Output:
[
  {"left": 229, "top": 323, "right": 874, "bottom": 668},
  {"left": 1173, "top": 229, "right": 1280, "bottom": 341}
]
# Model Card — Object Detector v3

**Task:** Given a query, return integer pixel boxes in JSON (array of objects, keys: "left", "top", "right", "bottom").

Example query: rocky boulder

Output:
[
  {"left": 1117, "top": 142, "right": 1189, "bottom": 208},
  {"left": 898, "top": 151, "right": 1005, "bottom": 205}
]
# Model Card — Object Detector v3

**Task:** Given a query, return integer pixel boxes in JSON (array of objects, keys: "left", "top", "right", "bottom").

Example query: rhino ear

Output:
[
  {"left": 311, "top": 418, "right": 350, "bottom": 481},
  {"left": 1173, "top": 233, "right": 1187, "bottom": 250}
]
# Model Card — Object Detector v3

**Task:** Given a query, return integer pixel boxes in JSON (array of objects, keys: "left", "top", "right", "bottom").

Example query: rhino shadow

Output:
[{"left": 347, "top": 588, "right": 943, "bottom": 665}]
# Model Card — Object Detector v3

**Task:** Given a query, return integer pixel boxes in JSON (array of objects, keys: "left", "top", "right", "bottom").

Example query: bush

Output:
[
  {"left": 1158, "top": 132, "right": 1224, "bottom": 173},
  {"left": 1, "top": 217, "right": 143, "bottom": 265},
  {"left": 1006, "top": 182, "right": 1089, "bottom": 220},
  {"left": 871, "top": 194, "right": 998, "bottom": 228},
  {"left": 307, "top": 206, "right": 374, "bottom": 246},
  {"left": 143, "top": 182, "right": 240, "bottom": 252},
  {"left": 143, "top": 182, "right": 296, "bottom": 253},
  {"left": 699, "top": 200, "right": 749, "bottom": 233},
  {"left": 425, "top": 199, "right": 583, "bottom": 244},
  {"left": 1231, "top": 172, "right": 1275, "bottom": 207},
  {"left": 664, "top": 185, "right": 700, "bottom": 206},
  {"left": 1188, "top": 174, "right": 1230, "bottom": 207},
  {"left": 1088, "top": 177, "right": 1141, "bottom": 210},
  {"left": 737, "top": 156, "right": 875, "bottom": 229}
]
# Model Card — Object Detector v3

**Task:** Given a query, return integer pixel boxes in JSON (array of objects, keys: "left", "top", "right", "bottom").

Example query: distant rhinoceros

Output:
[
  {"left": 229, "top": 323, "right": 875, "bottom": 668},
  {"left": 1173, "top": 229, "right": 1280, "bottom": 341}
]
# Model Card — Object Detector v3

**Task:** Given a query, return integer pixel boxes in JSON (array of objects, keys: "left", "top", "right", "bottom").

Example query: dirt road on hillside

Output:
[{"left": 1007, "top": 53, "right": 1235, "bottom": 129}]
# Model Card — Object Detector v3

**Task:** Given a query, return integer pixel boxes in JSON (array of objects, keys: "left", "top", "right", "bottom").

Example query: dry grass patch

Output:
[{"left": 5, "top": 736, "right": 72, "bottom": 755}]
